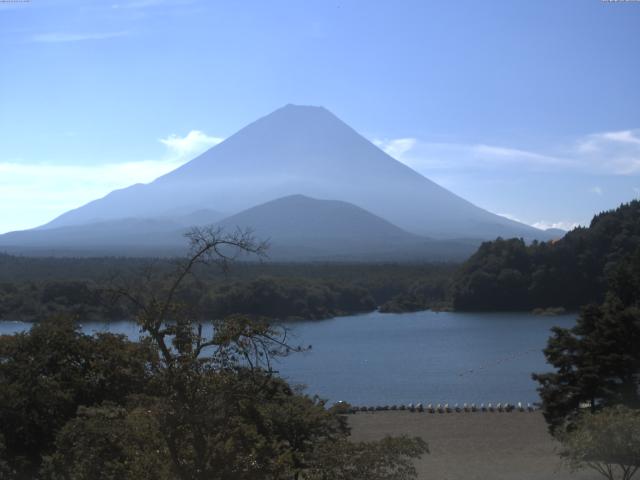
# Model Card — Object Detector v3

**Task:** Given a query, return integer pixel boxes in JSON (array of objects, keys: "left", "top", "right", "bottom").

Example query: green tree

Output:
[
  {"left": 452, "top": 200, "right": 640, "bottom": 311},
  {"left": 533, "top": 249, "right": 640, "bottom": 432},
  {"left": 559, "top": 406, "right": 640, "bottom": 480},
  {"left": 41, "top": 403, "right": 172, "bottom": 480},
  {"left": 306, "top": 436, "right": 428, "bottom": 480},
  {"left": 0, "top": 317, "right": 155, "bottom": 478},
  {"left": 0, "top": 433, "right": 14, "bottom": 480}
]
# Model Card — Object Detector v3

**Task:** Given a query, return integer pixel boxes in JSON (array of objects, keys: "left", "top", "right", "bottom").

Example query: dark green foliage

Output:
[
  {"left": 451, "top": 238, "right": 536, "bottom": 310},
  {"left": 40, "top": 386, "right": 428, "bottom": 480},
  {"left": 0, "top": 433, "right": 13, "bottom": 480},
  {"left": 201, "top": 277, "right": 376, "bottom": 320},
  {"left": 0, "top": 316, "right": 428, "bottom": 480},
  {"left": 0, "top": 280, "right": 126, "bottom": 322},
  {"left": 533, "top": 248, "right": 640, "bottom": 433},
  {"left": 0, "top": 260, "right": 456, "bottom": 322},
  {"left": 306, "top": 436, "right": 428, "bottom": 480},
  {"left": 452, "top": 200, "right": 640, "bottom": 311},
  {"left": 0, "top": 317, "right": 155, "bottom": 478},
  {"left": 379, "top": 277, "right": 451, "bottom": 313},
  {"left": 40, "top": 404, "right": 172, "bottom": 480},
  {"left": 40, "top": 375, "right": 347, "bottom": 480}
]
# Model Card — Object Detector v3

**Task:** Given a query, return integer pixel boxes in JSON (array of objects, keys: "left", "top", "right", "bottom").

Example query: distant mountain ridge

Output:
[
  {"left": 216, "top": 195, "right": 476, "bottom": 260},
  {"left": 1, "top": 104, "right": 554, "bottom": 258},
  {"left": 218, "top": 194, "right": 415, "bottom": 241},
  {"left": 0, "top": 195, "right": 477, "bottom": 260}
]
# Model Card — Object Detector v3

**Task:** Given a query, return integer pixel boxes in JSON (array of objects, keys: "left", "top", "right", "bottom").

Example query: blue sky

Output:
[{"left": 1, "top": 0, "right": 639, "bottom": 233}]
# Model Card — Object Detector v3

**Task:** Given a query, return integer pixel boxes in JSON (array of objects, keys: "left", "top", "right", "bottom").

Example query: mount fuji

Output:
[{"left": 0, "top": 104, "right": 554, "bottom": 258}]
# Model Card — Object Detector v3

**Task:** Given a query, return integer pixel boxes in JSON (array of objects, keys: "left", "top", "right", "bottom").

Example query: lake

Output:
[{"left": 0, "top": 310, "right": 576, "bottom": 406}]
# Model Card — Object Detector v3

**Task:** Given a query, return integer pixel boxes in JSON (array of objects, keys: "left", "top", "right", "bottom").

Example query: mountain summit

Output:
[{"left": 10, "top": 104, "right": 549, "bottom": 255}]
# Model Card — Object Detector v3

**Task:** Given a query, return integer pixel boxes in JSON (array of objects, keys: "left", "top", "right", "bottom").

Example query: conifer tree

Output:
[{"left": 533, "top": 249, "right": 640, "bottom": 432}]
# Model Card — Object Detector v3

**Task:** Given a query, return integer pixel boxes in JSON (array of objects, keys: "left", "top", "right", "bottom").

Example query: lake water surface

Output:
[{"left": 0, "top": 311, "right": 576, "bottom": 406}]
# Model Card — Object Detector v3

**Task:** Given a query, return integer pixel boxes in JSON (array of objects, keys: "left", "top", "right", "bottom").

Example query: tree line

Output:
[
  {"left": 451, "top": 200, "right": 640, "bottom": 311},
  {"left": 0, "top": 258, "right": 455, "bottom": 322},
  {"left": 3, "top": 201, "right": 640, "bottom": 320}
]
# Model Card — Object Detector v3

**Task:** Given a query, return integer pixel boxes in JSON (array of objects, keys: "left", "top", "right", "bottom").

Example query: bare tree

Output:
[
  {"left": 109, "top": 226, "right": 301, "bottom": 369},
  {"left": 107, "top": 227, "right": 315, "bottom": 478}
]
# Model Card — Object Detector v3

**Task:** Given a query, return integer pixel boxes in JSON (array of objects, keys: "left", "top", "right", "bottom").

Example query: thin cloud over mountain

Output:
[
  {"left": 160, "top": 131, "right": 224, "bottom": 158},
  {"left": 377, "top": 128, "right": 640, "bottom": 175},
  {"left": 0, "top": 130, "right": 220, "bottom": 233}
]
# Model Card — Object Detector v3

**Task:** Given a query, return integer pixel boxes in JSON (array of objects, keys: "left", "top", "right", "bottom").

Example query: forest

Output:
[
  {"left": 0, "top": 256, "right": 455, "bottom": 322},
  {"left": 1, "top": 201, "right": 640, "bottom": 323},
  {"left": 451, "top": 200, "right": 640, "bottom": 311}
]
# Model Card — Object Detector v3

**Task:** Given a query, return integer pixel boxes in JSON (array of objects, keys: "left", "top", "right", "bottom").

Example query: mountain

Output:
[
  {"left": 0, "top": 209, "right": 224, "bottom": 256},
  {"left": 36, "top": 104, "right": 551, "bottom": 242},
  {"left": 219, "top": 194, "right": 414, "bottom": 241},
  {"left": 215, "top": 195, "right": 476, "bottom": 260},
  {"left": 0, "top": 195, "right": 477, "bottom": 260},
  {"left": 544, "top": 227, "right": 567, "bottom": 239}
]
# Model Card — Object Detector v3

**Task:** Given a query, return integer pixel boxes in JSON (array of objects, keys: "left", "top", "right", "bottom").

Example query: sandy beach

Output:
[{"left": 349, "top": 411, "right": 601, "bottom": 480}]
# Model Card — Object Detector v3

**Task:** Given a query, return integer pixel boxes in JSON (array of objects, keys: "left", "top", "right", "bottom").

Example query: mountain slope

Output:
[
  {"left": 215, "top": 194, "right": 476, "bottom": 260},
  {"left": 0, "top": 195, "right": 478, "bottom": 260},
  {"left": 0, "top": 209, "right": 223, "bottom": 255},
  {"left": 39, "top": 104, "right": 550, "bottom": 241},
  {"left": 217, "top": 194, "right": 416, "bottom": 242}
]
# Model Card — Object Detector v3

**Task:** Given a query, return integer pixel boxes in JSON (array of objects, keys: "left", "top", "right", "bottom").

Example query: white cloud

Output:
[
  {"left": 531, "top": 221, "right": 582, "bottom": 232},
  {"left": 0, "top": 159, "right": 185, "bottom": 233},
  {"left": 0, "top": 130, "right": 223, "bottom": 233},
  {"left": 497, "top": 213, "right": 580, "bottom": 232},
  {"left": 159, "top": 130, "right": 223, "bottom": 158},
  {"left": 599, "top": 130, "right": 640, "bottom": 145},
  {"left": 375, "top": 128, "right": 640, "bottom": 176},
  {"left": 574, "top": 129, "right": 640, "bottom": 174},
  {"left": 32, "top": 31, "right": 128, "bottom": 43},
  {"left": 373, "top": 138, "right": 416, "bottom": 159},
  {"left": 472, "top": 144, "right": 570, "bottom": 166},
  {"left": 590, "top": 186, "right": 603, "bottom": 196},
  {"left": 374, "top": 139, "right": 575, "bottom": 172}
]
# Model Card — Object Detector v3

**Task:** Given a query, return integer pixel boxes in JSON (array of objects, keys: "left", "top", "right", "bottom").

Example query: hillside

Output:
[
  {"left": 0, "top": 209, "right": 223, "bottom": 256},
  {"left": 0, "top": 195, "right": 477, "bottom": 260},
  {"left": 450, "top": 200, "right": 640, "bottom": 310},
  {"left": 216, "top": 194, "right": 477, "bottom": 261}
]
